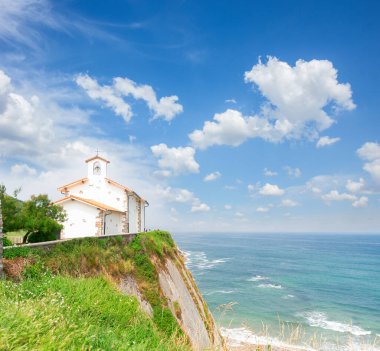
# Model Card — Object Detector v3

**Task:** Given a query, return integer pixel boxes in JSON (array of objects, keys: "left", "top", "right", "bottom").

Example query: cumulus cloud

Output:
[
  {"left": 284, "top": 166, "right": 302, "bottom": 178},
  {"left": 156, "top": 185, "right": 210, "bottom": 213},
  {"left": 203, "top": 171, "right": 221, "bottom": 182},
  {"left": 151, "top": 144, "right": 199, "bottom": 176},
  {"left": 245, "top": 57, "right": 355, "bottom": 137},
  {"left": 264, "top": 168, "right": 277, "bottom": 176},
  {"left": 346, "top": 178, "right": 365, "bottom": 193},
  {"left": 0, "top": 69, "right": 89, "bottom": 163},
  {"left": 224, "top": 204, "right": 232, "bottom": 210},
  {"left": 190, "top": 57, "right": 355, "bottom": 149},
  {"left": 352, "top": 196, "right": 368, "bottom": 208},
  {"left": 281, "top": 199, "right": 299, "bottom": 207},
  {"left": 76, "top": 74, "right": 183, "bottom": 123},
  {"left": 191, "top": 203, "right": 210, "bottom": 213},
  {"left": 357, "top": 142, "right": 380, "bottom": 183},
  {"left": 10, "top": 163, "right": 37, "bottom": 176},
  {"left": 322, "top": 190, "right": 356, "bottom": 202},
  {"left": 316, "top": 136, "right": 341, "bottom": 148},
  {"left": 247, "top": 184, "right": 256, "bottom": 191},
  {"left": 259, "top": 183, "right": 285, "bottom": 196},
  {"left": 256, "top": 207, "right": 269, "bottom": 213},
  {"left": 322, "top": 190, "right": 370, "bottom": 208}
]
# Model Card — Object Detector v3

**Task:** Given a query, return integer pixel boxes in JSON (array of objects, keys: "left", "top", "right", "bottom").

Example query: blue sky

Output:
[{"left": 0, "top": 0, "right": 379, "bottom": 232}]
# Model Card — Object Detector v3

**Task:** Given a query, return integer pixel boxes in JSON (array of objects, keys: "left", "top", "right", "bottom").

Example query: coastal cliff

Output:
[{"left": 0, "top": 231, "right": 226, "bottom": 350}]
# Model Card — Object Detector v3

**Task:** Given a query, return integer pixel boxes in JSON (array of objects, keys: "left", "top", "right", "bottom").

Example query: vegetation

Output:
[
  {"left": 0, "top": 185, "right": 65, "bottom": 243},
  {"left": 1, "top": 231, "right": 191, "bottom": 350}
]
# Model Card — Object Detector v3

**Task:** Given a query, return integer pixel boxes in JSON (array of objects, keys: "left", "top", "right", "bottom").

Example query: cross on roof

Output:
[{"left": 95, "top": 148, "right": 102, "bottom": 156}]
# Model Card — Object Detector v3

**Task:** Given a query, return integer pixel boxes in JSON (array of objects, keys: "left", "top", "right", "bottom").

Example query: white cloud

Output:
[
  {"left": 203, "top": 171, "right": 221, "bottom": 182},
  {"left": 256, "top": 207, "right": 269, "bottom": 213},
  {"left": 235, "top": 212, "right": 244, "bottom": 217},
  {"left": 247, "top": 184, "right": 255, "bottom": 191},
  {"left": 0, "top": 0, "right": 62, "bottom": 50},
  {"left": 75, "top": 74, "right": 133, "bottom": 122},
  {"left": 151, "top": 143, "right": 199, "bottom": 176},
  {"left": 322, "top": 190, "right": 356, "bottom": 202},
  {"left": 346, "top": 178, "right": 365, "bottom": 193},
  {"left": 357, "top": 142, "right": 380, "bottom": 183},
  {"left": 259, "top": 183, "right": 285, "bottom": 196},
  {"left": 357, "top": 142, "right": 380, "bottom": 161},
  {"left": 190, "top": 57, "right": 355, "bottom": 150},
  {"left": 191, "top": 203, "right": 210, "bottom": 213},
  {"left": 225, "top": 99, "right": 237, "bottom": 104},
  {"left": 224, "top": 204, "right": 232, "bottom": 210},
  {"left": 281, "top": 199, "right": 299, "bottom": 207},
  {"left": 113, "top": 77, "right": 183, "bottom": 121},
  {"left": 245, "top": 57, "right": 355, "bottom": 139},
  {"left": 352, "top": 196, "right": 368, "bottom": 208},
  {"left": 285, "top": 166, "right": 302, "bottom": 178},
  {"left": 264, "top": 168, "right": 277, "bottom": 176},
  {"left": 157, "top": 185, "right": 210, "bottom": 214},
  {"left": 10, "top": 163, "right": 37, "bottom": 176},
  {"left": 316, "top": 136, "right": 341, "bottom": 148},
  {"left": 157, "top": 186, "right": 196, "bottom": 203},
  {"left": 76, "top": 74, "right": 183, "bottom": 123}
]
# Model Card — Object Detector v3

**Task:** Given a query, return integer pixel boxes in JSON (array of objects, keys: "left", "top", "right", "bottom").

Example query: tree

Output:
[
  {"left": 0, "top": 185, "right": 23, "bottom": 233},
  {"left": 21, "top": 194, "right": 66, "bottom": 243}
]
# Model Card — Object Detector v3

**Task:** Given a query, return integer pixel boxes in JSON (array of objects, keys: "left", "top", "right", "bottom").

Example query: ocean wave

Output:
[
  {"left": 258, "top": 283, "right": 283, "bottom": 289},
  {"left": 300, "top": 311, "right": 372, "bottom": 336},
  {"left": 282, "top": 294, "right": 295, "bottom": 299},
  {"left": 247, "top": 275, "right": 268, "bottom": 282},
  {"left": 221, "top": 326, "right": 380, "bottom": 351},
  {"left": 182, "top": 250, "right": 230, "bottom": 271},
  {"left": 220, "top": 327, "right": 316, "bottom": 350}
]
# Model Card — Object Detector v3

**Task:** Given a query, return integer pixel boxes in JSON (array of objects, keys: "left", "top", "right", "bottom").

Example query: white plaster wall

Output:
[
  {"left": 129, "top": 195, "right": 138, "bottom": 233},
  {"left": 105, "top": 212, "right": 123, "bottom": 235},
  {"left": 141, "top": 203, "right": 145, "bottom": 232},
  {"left": 68, "top": 181, "right": 126, "bottom": 211},
  {"left": 61, "top": 200, "right": 99, "bottom": 239}
]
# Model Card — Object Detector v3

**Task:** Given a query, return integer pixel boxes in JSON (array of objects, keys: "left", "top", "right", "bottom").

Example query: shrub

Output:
[{"left": 2, "top": 236, "right": 12, "bottom": 247}]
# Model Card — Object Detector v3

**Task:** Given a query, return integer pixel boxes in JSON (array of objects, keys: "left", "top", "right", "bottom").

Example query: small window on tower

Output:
[{"left": 93, "top": 161, "right": 101, "bottom": 175}]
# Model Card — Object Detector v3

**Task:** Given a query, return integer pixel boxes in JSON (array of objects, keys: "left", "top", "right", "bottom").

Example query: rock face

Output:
[
  {"left": 159, "top": 258, "right": 224, "bottom": 351},
  {"left": 118, "top": 250, "right": 226, "bottom": 351},
  {"left": 119, "top": 275, "right": 153, "bottom": 317}
]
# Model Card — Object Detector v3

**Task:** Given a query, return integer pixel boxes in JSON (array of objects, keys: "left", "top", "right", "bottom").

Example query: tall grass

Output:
[{"left": 1, "top": 231, "right": 190, "bottom": 351}]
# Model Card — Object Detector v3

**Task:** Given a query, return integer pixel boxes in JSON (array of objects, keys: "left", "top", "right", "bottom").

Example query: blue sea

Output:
[{"left": 173, "top": 233, "right": 380, "bottom": 351}]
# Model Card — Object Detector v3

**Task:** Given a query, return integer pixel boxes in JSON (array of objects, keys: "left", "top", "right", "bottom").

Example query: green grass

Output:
[
  {"left": 0, "top": 275, "right": 188, "bottom": 350},
  {"left": 4, "top": 229, "right": 26, "bottom": 237},
  {"left": 0, "top": 231, "right": 191, "bottom": 351}
]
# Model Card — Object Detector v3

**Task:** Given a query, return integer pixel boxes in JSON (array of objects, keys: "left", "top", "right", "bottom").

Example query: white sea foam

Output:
[
  {"left": 220, "top": 327, "right": 316, "bottom": 350},
  {"left": 221, "top": 326, "right": 380, "bottom": 351},
  {"left": 282, "top": 294, "right": 295, "bottom": 299},
  {"left": 247, "top": 275, "right": 268, "bottom": 282},
  {"left": 258, "top": 283, "right": 283, "bottom": 289},
  {"left": 300, "top": 311, "right": 372, "bottom": 336},
  {"left": 182, "top": 250, "right": 230, "bottom": 271}
]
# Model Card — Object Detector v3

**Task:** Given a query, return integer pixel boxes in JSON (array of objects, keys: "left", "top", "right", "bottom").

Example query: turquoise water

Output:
[{"left": 173, "top": 233, "right": 380, "bottom": 350}]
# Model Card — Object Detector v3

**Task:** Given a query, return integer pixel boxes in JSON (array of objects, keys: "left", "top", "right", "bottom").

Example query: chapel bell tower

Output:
[{"left": 86, "top": 154, "right": 110, "bottom": 182}]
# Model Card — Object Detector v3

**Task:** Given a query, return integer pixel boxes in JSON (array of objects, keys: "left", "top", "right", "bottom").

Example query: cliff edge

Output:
[{"left": 1, "top": 231, "right": 226, "bottom": 351}]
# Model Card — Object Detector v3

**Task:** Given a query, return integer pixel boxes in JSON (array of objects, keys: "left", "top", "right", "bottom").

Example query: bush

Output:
[
  {"left": 27, "top": 230, "right": 58, "bottom": 243},
  {"left": 2, "top": 236, "right": 12, "bottom": 247}
]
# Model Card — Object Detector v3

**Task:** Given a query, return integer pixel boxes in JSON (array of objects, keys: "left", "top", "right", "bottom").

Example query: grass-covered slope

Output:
[{"left": 0, "top": 231, "right": 191, "bottom": 351}]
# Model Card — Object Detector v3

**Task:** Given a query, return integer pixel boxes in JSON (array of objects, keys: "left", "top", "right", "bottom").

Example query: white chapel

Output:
[{"left": 55, "top": 155, "right": 148, "bottom": 239}]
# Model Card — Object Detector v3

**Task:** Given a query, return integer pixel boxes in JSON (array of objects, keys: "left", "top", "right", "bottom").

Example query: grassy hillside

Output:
[{"left": 0, "top": 231, "right": 191, "bottom": 351}]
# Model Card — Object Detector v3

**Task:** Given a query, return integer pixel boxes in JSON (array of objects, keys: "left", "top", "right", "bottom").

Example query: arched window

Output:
[{"left": 93, "top": 161, "right": 101, "bottom": 175}]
